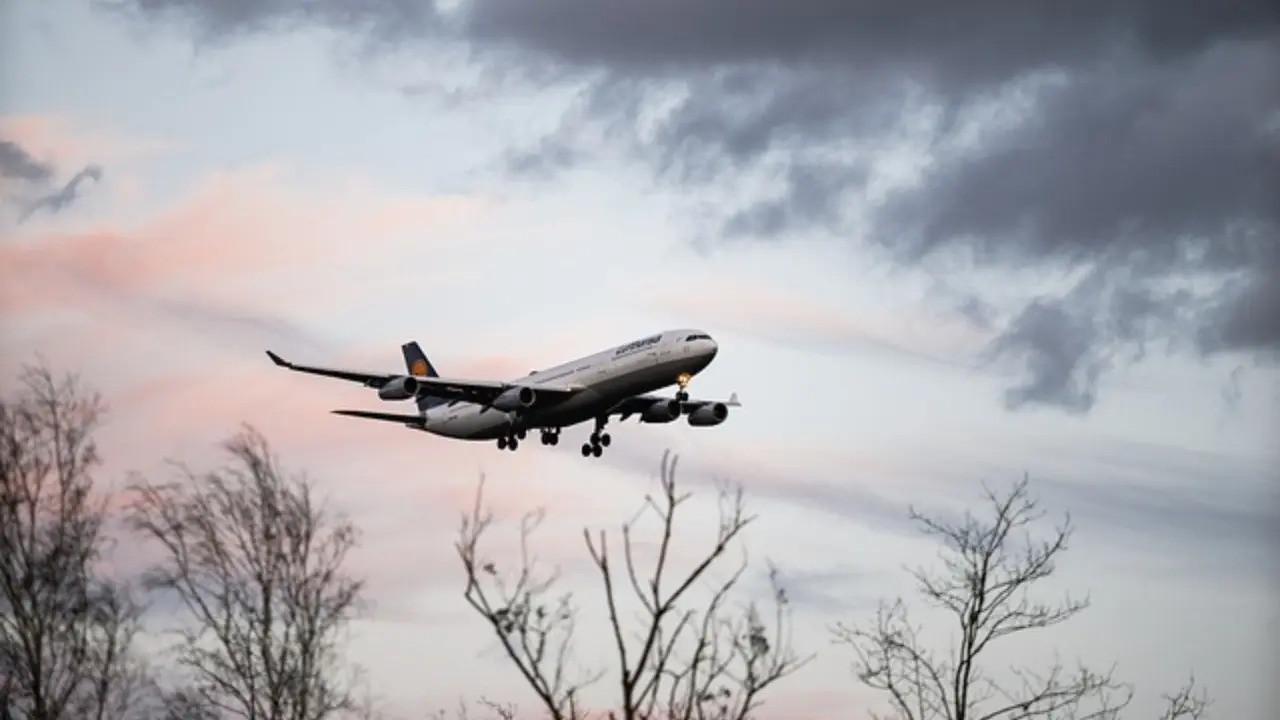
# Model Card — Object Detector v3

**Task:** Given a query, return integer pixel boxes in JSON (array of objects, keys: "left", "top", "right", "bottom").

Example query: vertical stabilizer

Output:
[{"left": 401, "top": 341, "right": 447, "bottom": 412}]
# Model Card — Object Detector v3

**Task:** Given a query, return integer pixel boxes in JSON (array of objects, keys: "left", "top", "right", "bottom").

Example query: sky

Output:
[{"left": 1, "top": 0, "right": 1277, "bottom": 718}]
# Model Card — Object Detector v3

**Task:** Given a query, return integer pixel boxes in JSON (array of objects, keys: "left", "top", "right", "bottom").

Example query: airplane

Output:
[{"left": 264, "top": 329, "right": 740, "bottom": 458}]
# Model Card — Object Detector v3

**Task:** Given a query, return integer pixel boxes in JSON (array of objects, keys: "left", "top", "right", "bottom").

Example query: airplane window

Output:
[{"left": 685, "top": 334, "right": 711, "bottom": 342}]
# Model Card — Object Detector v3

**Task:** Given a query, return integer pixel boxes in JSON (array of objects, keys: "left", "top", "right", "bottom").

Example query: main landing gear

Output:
[
  {"left": 498, "top": 428, "right": 562, "bottom": 451},
  {"left": 496, "top": 428, "right": 527, "bottom": 452},
  {"left": 676, "top": 372, "right": 692, "bottom": 402},
  {"left": 581, "top": 416, "right": 611, "bottom": 458}
]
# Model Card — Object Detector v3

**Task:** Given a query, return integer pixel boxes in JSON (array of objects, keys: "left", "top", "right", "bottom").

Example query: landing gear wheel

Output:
[
  {"left": 591, "top": 444, "right": 603, "bottom": 458},
  {"left": 581, "top": 443, "right": 593, "bottom": 457},
  {"left": 517, "top": 429, "right": 527, "bottom": 440},
  {"left": 549, "top": 434, "right": 559, "bottom": 446},
  {"left": 497, "top": 437, "right": 508, "bottom": 450},
  {"left": 676, "top": 372, "right": 693, "bottom": 403},
  {"left": 600, "top": 433, "right": 611, "bottom": 447},
  {"left": 508, "top": 438, "right": 519, "bottom": 451}
]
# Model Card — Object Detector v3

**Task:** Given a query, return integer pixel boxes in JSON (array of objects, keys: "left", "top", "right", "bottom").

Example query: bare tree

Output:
[
  {"left": 1153, "top": 676, "right": 1210, "bottom": 720},
  {"left": 833, "top": 475, "right": 1212, "bottom": 720},
  {"left": 456, "top": 450, "right": 811, "bottom": 720},
  {"left": 0, "top": 359, "right": 152, "bottom": 720},
  {"left": 125, "top": 425, "right": 365, "bottom": 720}
]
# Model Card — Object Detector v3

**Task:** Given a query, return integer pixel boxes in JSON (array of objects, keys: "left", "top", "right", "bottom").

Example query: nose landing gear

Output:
[
  {"left": 581, "top": 416, "right": 611, "bottom": 458},
  {"left": 540, "top": 428, "right": 561, "bottom": 446},
  {"left": 676, "top": 372, "right": 692, "bottom": 402}
]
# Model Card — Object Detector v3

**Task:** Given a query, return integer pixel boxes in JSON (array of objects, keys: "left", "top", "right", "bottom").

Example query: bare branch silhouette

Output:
[
  {"left": 0, "top": 359, "right": 153, "bottom": 720},
  {"left": 834, "top": 475, "right": 1215, "bottom": 720},
  {"left": 126, "top": 425, "right": 365, "bottom": 720},
  {"left": 456, "top": 450, "right": 810, "bottom": 720},
  {"left": 456, "top": 473, "right": 597, "bottom": 720},
  {"left": 833, "top": 475, "right": 1131, "bottom": 720},
  {"left": 1154, "top": 676, "right": 1210, "bottom": 720}
]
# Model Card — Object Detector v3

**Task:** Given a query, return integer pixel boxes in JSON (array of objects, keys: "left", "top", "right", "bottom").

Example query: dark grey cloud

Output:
[
  {"left": 0, "top": 139, "right": 54, "bottom": 183},
  {"left": 95, "top": 0, "right": 443, "bottom": 47},
  {"left": 103, "top": 0, "right": 1280, "bottom": 413},
  {"left": 19, "top": 165, "right": 104, "bottom": 222},
  {"left": 0, "top": 137, "right": 103, "bottom": 222}
]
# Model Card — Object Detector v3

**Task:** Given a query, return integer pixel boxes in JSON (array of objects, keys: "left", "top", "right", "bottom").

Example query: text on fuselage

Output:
[{"left": 614, "top": 334, "right": 661, "bottom": 357}]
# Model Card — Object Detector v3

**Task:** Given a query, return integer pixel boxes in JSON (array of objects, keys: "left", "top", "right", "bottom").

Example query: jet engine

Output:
[
  {"left": 377, "top": 375, "right": 420, "bottom": 401},
  {"left": 492, "top": 386, "right": 536, "bottom": 412},
  {"left": 639, "top": 398, "right": 681, "bottom": 423},
  {"left": 687, "top": 402, "right": 729, "bottom": 427}
]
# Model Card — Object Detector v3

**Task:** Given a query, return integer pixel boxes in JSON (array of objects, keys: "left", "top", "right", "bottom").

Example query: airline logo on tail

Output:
[{"left": 402, "top": 341, "right": 446, "bottom": 412}]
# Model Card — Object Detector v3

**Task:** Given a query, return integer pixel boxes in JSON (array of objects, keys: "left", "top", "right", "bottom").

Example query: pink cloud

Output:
[
  {"left": 0, "top": 114, "right": 180, "bottom": 170},
  {"left": 1, "top": 163, "right": 490, "bottom": 317}
]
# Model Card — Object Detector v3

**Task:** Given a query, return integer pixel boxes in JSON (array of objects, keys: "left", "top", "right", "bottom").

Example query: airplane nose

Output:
[{"left": 707, "top": 338, "right": 719, "bottom": 357}]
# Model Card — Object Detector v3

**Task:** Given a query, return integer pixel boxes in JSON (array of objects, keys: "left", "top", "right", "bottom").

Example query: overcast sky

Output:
[{"left": 2, "top": 1, "right": 1277, "bottom": 718}]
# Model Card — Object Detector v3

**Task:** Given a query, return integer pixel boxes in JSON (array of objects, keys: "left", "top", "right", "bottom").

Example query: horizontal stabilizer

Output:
[{"left": 332, "top": 409, "right": 426, "bottom": 428}]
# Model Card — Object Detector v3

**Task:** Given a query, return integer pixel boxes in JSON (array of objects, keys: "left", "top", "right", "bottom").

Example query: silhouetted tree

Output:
[
  {"left": 126, "top": 426, "right": 365, "bottom": 720},
  {"left": 456, "top": 451, "right": 811, "bottom": 720},
  {"left": 0, "top": 359, "right": 152, "bottom": 720},
  {"left": 833, "top": 475, "right": 1212, "bottom": 720}
]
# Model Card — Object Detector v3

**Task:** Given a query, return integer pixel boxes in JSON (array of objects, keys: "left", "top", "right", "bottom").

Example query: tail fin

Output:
[{"left": 401, "top": 341, "right": 446, "bottom": 412}]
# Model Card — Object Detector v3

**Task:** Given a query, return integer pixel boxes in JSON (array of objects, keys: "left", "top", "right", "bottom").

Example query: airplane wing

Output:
[
  {"left": 266, "top": 351, "right": 584, "bottom": 406},
  {"left": 332, "top": 409, "right": 427, "bottom": 428},
  {"left": 610, "top": 391, "right": 741, "bottom": 421}
]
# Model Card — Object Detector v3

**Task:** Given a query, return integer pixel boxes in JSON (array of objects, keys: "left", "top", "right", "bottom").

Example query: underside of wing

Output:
[
  {"left": 415, "top": 376, "right": 585, "bottom": 406},
  {"left": 332, "top": 409, "right": 427, "bottom": 427},
  {"left": 611, "top": 392, "right": 741, "bottom": 422}
]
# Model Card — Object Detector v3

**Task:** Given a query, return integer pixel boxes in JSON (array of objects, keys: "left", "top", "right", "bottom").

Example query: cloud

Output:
[
  {"left": 589, "top": 425, "right": 1279, "bottom": 586},
  {"left": 0, "top": 114, "right": 177, "bottom": 168},
  {"left": 0, "top": 161, "right": 491, "bottom": 364},
  {"left": 646, "top": 275, "right": 991, "bottom": 367},
  {"left": 0, "top": 139, "right": 54, "bottom": 183},
  {"left": 0, "top": 130, "right": 103, "bottom": 221},
  {"left": 97, "top": 0, "right": 444, "bottom": 48},
  {"left": 103, "top": 0, "right": 1280, "bottom": 414},
  {"left": 18, "top": 164, "right": 104, "bottom": 222}
]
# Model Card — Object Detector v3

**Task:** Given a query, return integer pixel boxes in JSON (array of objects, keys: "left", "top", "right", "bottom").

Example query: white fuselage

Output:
[{"left": 422, "top": 329, "right": 718, "bottom": 440}]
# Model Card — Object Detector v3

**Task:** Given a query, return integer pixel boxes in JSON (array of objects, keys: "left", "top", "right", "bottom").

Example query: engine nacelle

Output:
[
  {"left": 492, "top": 386, "right": 536, "bottom": 412},
  {"left": 377, "top": 375, "right": 420, "bottom": 401},
  {"left": 687, "top": 402, "right": 729, "bottom": 427},
  {"left": 639, "top": 399, "right": 681, "bottom": 423}
]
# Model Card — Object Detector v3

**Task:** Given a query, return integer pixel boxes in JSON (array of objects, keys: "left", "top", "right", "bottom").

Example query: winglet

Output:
[
  {"left": 265, "top": 350, "right": 290, "bottom": 368},
  {"left": 727, "top": 392, "right": 741, "bottom": 406}
]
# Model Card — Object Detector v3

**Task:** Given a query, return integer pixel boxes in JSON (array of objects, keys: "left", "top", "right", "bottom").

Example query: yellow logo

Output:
[{"left": 411, "top": 359, "right": 428, "bottom": 376}]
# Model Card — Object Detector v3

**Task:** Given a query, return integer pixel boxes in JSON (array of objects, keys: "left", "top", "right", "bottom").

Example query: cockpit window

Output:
[{"left": 684, "top": 334, "right": 711, "bottom": 342}]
